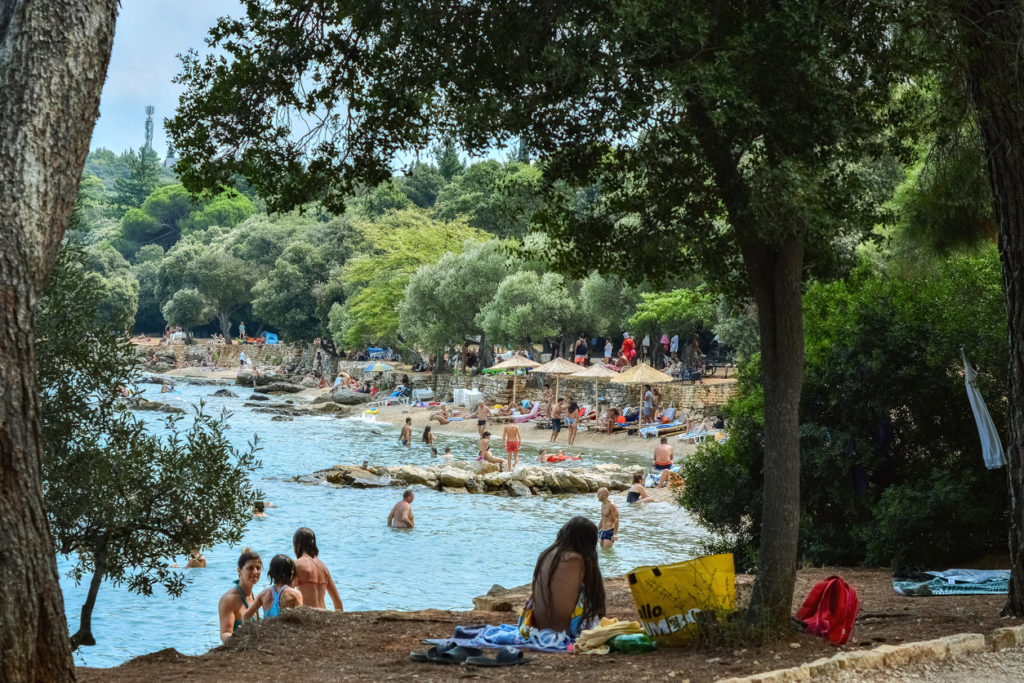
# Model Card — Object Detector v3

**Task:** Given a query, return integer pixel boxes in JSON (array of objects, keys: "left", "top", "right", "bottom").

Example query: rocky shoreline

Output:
[{"left": 299, "top": 460, "right": 644, "bottom": 497}]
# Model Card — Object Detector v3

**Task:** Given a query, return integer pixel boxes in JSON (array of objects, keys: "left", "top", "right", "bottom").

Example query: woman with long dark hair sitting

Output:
[{"left": 518, "top": 516, "right": 606, "bottom": 639}]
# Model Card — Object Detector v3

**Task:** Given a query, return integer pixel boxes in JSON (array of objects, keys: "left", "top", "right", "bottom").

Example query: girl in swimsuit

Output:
[
  {"left": 422, "top": 425, "right": 437, "bottom": 457},
  {"left": 217, "top": 548, "right": 262, "bottom": 644},
  {"left": 241, "top": 554, "right": 303, "bottom": 622},
  {"left": 292, "top": 527, "right": 344, "bottom": 611}
]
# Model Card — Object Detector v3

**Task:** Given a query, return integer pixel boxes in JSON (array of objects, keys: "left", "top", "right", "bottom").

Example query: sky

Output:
[{"left": 89, "top": 0, "right": 243, "bottom": 156}]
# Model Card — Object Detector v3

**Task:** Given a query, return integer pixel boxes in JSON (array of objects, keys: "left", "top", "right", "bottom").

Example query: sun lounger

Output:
[
  {"left": 676, "top": 426, "right": 708, "bottom": 443},
  {"left": 513, "top": 403, "right": 541, "bottom": 423},
  {"left": 638, "top": 421, "right": 686, "bottom": 438}
]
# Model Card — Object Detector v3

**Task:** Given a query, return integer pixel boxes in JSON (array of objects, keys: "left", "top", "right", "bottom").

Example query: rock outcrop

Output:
[
  {"left": 311, "top": 389, "right": 372, "bottom": 405},
  {"left": 129, "top": 398, "right": 186, "bottom": 414},
  {"left": 253, "top": 382, "right": 306, "bottom": 394},
  {"left": 306, "top": 462, "right": 639, "bottom": 497}
]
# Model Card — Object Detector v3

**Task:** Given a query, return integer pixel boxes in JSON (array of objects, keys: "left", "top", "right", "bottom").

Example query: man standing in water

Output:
[
  {"left": 388, "top": 489, "right": 415, "bottom": 528},
  {"left": 549, "top": 397, "right": 564, "bottom": 443},
  {"left": 399, "top": 417, "right": 412, "bottom": 448},
  {"left": 653, "top": 437, "right": 674, "bottom": 488},
  {"left": 596, "top": 488, "right": 619, "bottom": 549},
  {"left": 502, "top": 421, "right": 522, "bottom": 471},
  {"left": 476, "top": 401, "right": 489, "bottom": 435}
]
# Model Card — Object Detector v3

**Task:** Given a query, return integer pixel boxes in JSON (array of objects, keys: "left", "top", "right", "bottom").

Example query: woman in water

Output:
[
  {"left": 422, "top": 425, "right": 437, "bottom": 457},
  {"left": 626, "top": 472, "right": 655, "bottom": 503},
  {"left": 518, "top": 516, "right": 605, "bottom": 639},
  {"left": 217, "top": 549, "right": 262, "bottom": 643},
  {"left": 292, "top": 527, "right": 344, "bottom": 611},
  {"left": 241, "top": 554, "right": 303, "bottom": 622},
  {"left": 566, "top": 397, "right": 580, "bottom": 446}
]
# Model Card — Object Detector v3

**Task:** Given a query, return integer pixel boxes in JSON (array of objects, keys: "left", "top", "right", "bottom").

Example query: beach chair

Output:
[
  {"left": 368, "top": 347, "right": 385, "bottom": 360},
  {"left": 676, "top": 426, "right": 708, "bottom": 443},
  {"left": 411, "top": 387, "right": 434, "bottom": 402}
]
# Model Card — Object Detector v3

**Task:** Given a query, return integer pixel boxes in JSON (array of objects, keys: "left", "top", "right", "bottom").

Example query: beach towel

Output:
[
  {"left": 424, "top": 623, "right": 571, "bottom": 654},
  {"left": 893, "top": 568, "right": 1010, "bottom": 596},
  {"left": 638, "top": 421, "right": 684, "bottom": 439}
]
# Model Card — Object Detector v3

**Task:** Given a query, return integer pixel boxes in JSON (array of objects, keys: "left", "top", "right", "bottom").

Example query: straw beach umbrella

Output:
[
  {"left": 487, "top": 354, "right": 540, "bottom": 407},
  {"left": 532, "top": 356, "right": 582, "bottom": 403},
  {"left": 571, "top": 364, "right": 619, "bottom": 412},
  {"left": 611, "top": 362, "right": 675, "bottom": 426}
]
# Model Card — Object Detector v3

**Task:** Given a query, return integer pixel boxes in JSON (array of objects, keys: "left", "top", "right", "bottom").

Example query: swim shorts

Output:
[
  {"left": 653, "top": 462, "right": 672, "bottom": 471},
  {"left": 477, "top": 419, "right": 487, "bottom": 426},
  {"left": 564, "top": 417, "right": 576, "bottom": 426},
  {"left": 506, "top": 441, "right": 521, "bottom": 453},
  {"left": 401, "top": 438, "right": 409, "bottom": 446},
  {"left": 599, "top": 529, "right": 614, "bottom": 541},
  {"left": 551, "top": 418, "right": 562, "bottom": 432}
]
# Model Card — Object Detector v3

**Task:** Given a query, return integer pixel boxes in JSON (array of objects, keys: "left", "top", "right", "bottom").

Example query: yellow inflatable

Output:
[
  {"left": 627, "top": 553, "right": 735, "bottom": 647},
  {"left": 365, "top": 408, "right": 379, "bottom": 414}
]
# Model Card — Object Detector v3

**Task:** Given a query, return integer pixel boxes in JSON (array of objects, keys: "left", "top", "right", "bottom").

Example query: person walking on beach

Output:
[
  {"left": 388, "top": 489, "right": 415, "bottom": 528},
  {"left": 239, "top": 350, "right": 247, "bottom": 369},
  {"left": 549, "top": 397, "right": 565, "bottom": 443},
  {"left": 503, "top": 422, "right": 522, "bottom": 470},
  {"left": 642, "top": 384, "right": 654, "bottom": 424},
  {"left": 476, "top": 401, "right": 489, "bottom": 435},
  {"left": 292, "top": 527, "right": 344, "bottom": 611},
  {"left": 422, "top": 425, "right": 437, "bottom": 457},
  {"left": 653, "top": 437, "right": 674, "bottom": 488},
  {"left": 596, "top": 488, "right": 619, "bottom": 550},
  {"left": 399, "top": 417, "right": 412, "bottom": 448},
  {"left": 218, "top": 548, "right": 262, "bottom": 643}
]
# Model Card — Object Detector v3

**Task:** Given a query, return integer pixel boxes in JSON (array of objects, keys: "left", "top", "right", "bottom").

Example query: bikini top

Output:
[{"left": 232, "top": 580, "right": 259, "bottom": 631}]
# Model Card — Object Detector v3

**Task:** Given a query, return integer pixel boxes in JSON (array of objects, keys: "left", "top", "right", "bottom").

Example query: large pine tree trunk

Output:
[
  {"left": 960, "top": 0, "right": 1024, "bottom": 617},
  {"left": 0, "top": 1, "right": 119, "bottom": 679},
  {"left": 744, "top": 239, "right": 806, "bottom": 630}
]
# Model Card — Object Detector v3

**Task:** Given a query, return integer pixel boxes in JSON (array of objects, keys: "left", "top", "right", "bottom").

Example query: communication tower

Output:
[{"left": 144, "top": 105, "right": 155, "bottom": 151}]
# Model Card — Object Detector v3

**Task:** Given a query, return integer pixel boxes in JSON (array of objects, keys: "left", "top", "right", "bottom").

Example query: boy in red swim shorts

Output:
[{"left": 502, "top": 422, "right": 522, "bottom": 470}]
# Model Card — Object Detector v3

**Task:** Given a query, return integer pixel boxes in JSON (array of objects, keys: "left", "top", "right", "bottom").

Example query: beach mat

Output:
[{"left": 893, "top": 568, "right": 1010, "bottom": 596}]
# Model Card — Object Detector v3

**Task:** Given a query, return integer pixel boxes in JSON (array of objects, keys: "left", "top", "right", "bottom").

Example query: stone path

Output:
[{"left": 821, "top": 648, "right": 1024, "bottom": 682}]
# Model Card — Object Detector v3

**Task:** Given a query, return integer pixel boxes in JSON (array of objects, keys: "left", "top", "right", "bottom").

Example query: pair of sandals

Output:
[{"left": 410, "top": 642, "right": 528, "bottom": 667}]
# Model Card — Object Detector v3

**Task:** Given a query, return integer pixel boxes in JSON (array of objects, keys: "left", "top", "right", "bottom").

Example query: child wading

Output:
[{"left": 241, "top": 554, "right": 303, "bottom": 622}]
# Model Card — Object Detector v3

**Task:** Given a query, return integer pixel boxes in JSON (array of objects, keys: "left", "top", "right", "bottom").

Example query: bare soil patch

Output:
[{"left": 79, "top": 567, "right": 1022, "bottom": 682}]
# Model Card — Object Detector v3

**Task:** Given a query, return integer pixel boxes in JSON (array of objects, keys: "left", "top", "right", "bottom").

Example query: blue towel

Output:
[{"left": 425, "top": 623, "right": 572, "bottom": 654}]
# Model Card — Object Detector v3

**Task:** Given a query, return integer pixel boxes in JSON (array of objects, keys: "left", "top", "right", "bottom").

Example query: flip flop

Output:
[
  {"left": 411, "top": 640, "right": 455, "bottom": 663},
  {"left": 465, "top": 646, "right": 529, "bottom": 667},
  {"left": 425, "top": 644, "right": 484, "bottom": 664}
]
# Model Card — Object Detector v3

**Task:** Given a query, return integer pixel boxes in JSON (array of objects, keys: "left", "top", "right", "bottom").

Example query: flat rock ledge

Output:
[{"left": 301, "top": 461, "right": 642, "bottom": 497}]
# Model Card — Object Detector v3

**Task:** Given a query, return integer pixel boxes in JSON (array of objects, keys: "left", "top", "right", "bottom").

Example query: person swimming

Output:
[
  {"left": 240, "top": 554, "right": 303, "bottom": 622},
  {"left": 626, "top": 472, "right": 655, "bottom": 503},
  {"left": 217, "top": 548, "right": 262, "bottom": 643}
]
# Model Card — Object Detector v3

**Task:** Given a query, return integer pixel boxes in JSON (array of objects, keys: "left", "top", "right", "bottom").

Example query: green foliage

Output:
[
  {"left": 36, "top": 248, "right": 260, "bottom": 645},
  {"left": 252, "top": 242, "right": 336, "bottom": 340},
  {"left": 476, "top": 270, "right": 573, "bottom": 346},
  {"left": 681, "top": 252, "right": 1009, "bottom": 567},
  {"left": 628, "top": 287, "right": 716, "bottom": 339},
  {"left": 578, "top": 273, "right": 640, "bottom": 339},
  {"left": 133, "top": 246, "right": 165, "bottom": 332},
  {"left": 354, "top": 180, "right": 414, "bottom": 217},
  {"left": 712, "top": 299, "right": 760, "bottom": 361},
  {"left": 178, "top": 190, "right": 255, "bottom": 234},
  {"left": 434, "top": 161, "right": 542, "bottom": 238},
  {"left": 161, "top": 288, "right": 213, "bottom": 338},
  {"left": 330, "top": 210, "right": 486, "bottom": 347},
  {"left": 112, "top": 147, "right": 163, "bottom": 214},
  {"left": 399, "top": 162, "right": 446, "bottom": 208},
  {"left": 434, "top": 141, "right": 465, "bottom": 182},
  {"left": 399, "top": 239, "right": 515, "bottom": 354},
  {"left": 134, "top": 184, "right": 199, "bottom": 250}
]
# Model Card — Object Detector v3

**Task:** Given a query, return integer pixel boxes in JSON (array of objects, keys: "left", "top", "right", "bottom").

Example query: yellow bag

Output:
[{"left": 626, "top": 553, "right": 736, "bottom": 646}]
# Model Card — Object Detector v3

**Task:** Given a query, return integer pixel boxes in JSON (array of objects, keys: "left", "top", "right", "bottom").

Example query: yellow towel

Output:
[{"left": 574, "top": 617, "right": 645, "bottom": 654}]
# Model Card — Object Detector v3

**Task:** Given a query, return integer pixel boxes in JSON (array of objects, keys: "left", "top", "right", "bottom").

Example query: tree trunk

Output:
[
  {"left": 478, "top": 331, "right": 493, "bottom": 370},
  {"left": 70, "top": 539, "right": 107, "bottom": 648},
  {"left": 0, "top": 2, "right": 119, "bottom": 680},
  {"left": 743, "top": 238, "right": 806, "bottom": 631},
  {"left": 217, "top": 310, "right": 233, "bottom": 345},
  {"left": 959, "top": 0, "right": 1024, "bottom": 617}
]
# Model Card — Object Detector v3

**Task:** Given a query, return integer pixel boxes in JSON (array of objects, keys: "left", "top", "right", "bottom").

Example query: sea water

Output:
[{"left": 61, "top": 381, "right": 709, "bottom": 667}]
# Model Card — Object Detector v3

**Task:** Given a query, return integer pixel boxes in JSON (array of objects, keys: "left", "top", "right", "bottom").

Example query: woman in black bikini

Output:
[
  {"left": 217, "top": 548, "right": 262, "bottom": 643},
  {"left": 626, "top": 472, "right": 655, "bottom": 503}
]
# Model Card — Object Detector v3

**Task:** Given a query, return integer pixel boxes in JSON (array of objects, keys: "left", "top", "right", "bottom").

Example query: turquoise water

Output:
[{"left": 61, "top": 382, "right": 709, "bottom": 667}]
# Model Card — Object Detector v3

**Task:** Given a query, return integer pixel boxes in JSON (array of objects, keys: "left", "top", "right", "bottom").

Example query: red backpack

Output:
[{"left": 795, "top": 575, "right": 858, "bottom": 645}]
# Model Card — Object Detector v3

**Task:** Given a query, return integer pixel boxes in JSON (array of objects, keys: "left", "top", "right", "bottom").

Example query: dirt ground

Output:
[{"left": 79, "top": 567, "right": 1022, "bottom": 682}]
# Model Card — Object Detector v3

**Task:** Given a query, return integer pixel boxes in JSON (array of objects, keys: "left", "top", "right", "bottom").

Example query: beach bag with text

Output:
[
  {"left": 626, "top": 553, "right": 736, "bottom": 647},
  {"left": 794, "top": 575, "right": 858, "bottom": 645}
]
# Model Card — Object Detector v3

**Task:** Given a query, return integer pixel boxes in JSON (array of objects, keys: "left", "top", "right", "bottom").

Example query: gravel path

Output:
[{"left": 822, "top": 648, "right": 1024, "bottom": 682}]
